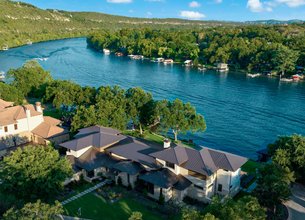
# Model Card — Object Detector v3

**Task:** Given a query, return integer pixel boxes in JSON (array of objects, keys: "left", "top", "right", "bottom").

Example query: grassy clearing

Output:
[{"left": 64, "top": 192, "right": 164, "bottom": 220}]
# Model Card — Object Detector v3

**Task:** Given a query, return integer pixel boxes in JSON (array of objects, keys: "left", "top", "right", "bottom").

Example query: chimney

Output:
[
  {"left": 35, "top": 102, "right": 42, "bottom": 113},
  {"left": 164, "top": 139, "right": 171, "bottom": 148},
  {"left": 25, "top": 106, "right": 31, "bottom": 118}
]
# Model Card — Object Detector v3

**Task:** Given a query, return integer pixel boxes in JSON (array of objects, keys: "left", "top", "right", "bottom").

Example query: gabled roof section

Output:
[
  {"left": 32, "top": 122, "right": 68, "bottom": 139},
  {"left": 112, "top": 160, "right": 145, "bottom": 175},
  {"left": 139, "top": 168, "right": 191, "bottom": 189},
  {"left": 150, "top": 146, "right": 188, "bottom": 165},
  {"left": 60, "top": 128, "right": 125, "bottom": 151},
  {"left": 75, "top": 148, "right": 119, "bottom": 171},
  {"left": 0, "top": 104, "right": 42, "bottom": 126},
  {"left": 0, "top": 99, "right": 13, "bottom": 110},
  {"left": 75, "top": 125, "right": 121, "bottom": 138},
  {"left": 150, "top": 145, "right": 248, "bottom": 176},
  {"left": 106, "top": 137, "right": 160, "bottom": 168},
  {"left": 201, "top": 147, "right": 248, "bottom": 172},
  {"left": 43, "top": 116, "right": 61, "bottom": 126}
]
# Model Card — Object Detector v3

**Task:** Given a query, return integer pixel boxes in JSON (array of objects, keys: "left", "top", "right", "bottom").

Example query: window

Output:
[
  {"left": 165, "top": 161, "right": 175, "bottom": 169},
  {"left": 218, "top": 184, "right": 223, "bottom": 192},
  {"left": 14, "top": 124, "right": 18, "bottom": 130},
  {"left": 4, "top": 126, "right": 8, "bottom": 132}
]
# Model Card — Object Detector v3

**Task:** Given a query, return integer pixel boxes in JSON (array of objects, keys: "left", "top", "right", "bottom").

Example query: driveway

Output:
[{"left": 285, "top": 183, "right": 305, "bottom": 220}]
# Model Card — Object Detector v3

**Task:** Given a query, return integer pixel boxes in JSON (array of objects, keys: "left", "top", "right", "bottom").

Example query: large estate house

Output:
[
  {"left": 60, "top": 125, "right": 247, "bottom": 203},
  {"left": 0, "top": 99, "right": 69, "bottom": 156}
]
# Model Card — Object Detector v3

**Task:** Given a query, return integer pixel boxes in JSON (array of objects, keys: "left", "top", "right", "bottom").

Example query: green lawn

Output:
[
  {"left": 143, "top": 132, "right": 164, "bottom": 145},
  {"left": 241, "top": 160, "right": 264, "bottom": 174},
  {"left": 64, "top": 193, "right": 164, "bottom": 220}
]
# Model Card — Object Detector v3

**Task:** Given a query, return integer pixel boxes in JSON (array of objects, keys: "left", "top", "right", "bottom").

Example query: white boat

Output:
[
  {"left": 35, "top": 57, "right": 49, "bottom": 61},
  {"left": 280, "top": 78, "right": 293, "bottom": 82},
  {"left": 131, "top": 55, "right": 144, "bottom": 60},
  {"left": 247, "top": 73, "right": 261, "bottom": 78},
  {"left": 103, "top": 49, "right": 110, "bottom": 55}
]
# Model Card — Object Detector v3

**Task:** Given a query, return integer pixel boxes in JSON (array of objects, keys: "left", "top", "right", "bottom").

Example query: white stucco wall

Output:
[{"left": 0, "top": 114, "right": 43, "bottom": 138}]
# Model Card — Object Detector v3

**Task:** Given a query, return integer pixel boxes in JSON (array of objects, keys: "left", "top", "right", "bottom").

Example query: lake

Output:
[{"left": 1, "top": 38, "right": 304, "bottom": 158}]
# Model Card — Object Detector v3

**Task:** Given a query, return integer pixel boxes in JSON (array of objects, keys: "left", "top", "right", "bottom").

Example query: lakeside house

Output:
[
  {"left": 164, "top": 59, "right": 174, "bottom": 64},
  {"left": 103, "top": 49, "right": 110, "bottom": 54},
  {"left": 216, "top": 63, "right": 229, "bottom": 72},
  {"left": 60, "top": 125, "right": 247, "bottom": 203},
  {"left": 0, "top": 99, "right": 69, "bottom": 156}
]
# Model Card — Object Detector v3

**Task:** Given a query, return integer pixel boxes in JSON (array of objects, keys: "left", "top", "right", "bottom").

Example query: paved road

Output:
[
  {"left": 285, "top": 183, "right": 305, "bottom": 220},
  {"left": 61, "top": 179, "right": 110, "bottom": 205}
]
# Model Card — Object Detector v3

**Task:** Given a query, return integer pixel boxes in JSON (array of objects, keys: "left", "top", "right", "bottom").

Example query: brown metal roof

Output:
[
  {"left": 60, "top": 130, "right": 125, "bottom": 151},
  {"left": 139, "top": 168, "right": 191, "bottom": 189},
  {"left": 112, "top": 160, "right": 145, "bottom": 175},
  {"left": 75, "top": 125, "right": 121, "bottom": 138},
  {"left": 106, "top": 137, "right": 160, "bottom": 168},
  {"left": 75, "top": 148, "right": 119, "bottom": 171},
  {"left": 150, "top": 146, "right": 188, "bottom": 165},
  {"left": 150, "top": 145, "right": 248, "bottom": 176}
]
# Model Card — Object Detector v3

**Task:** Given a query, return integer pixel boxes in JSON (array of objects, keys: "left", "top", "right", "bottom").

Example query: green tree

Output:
[
  {"left": 271, "top": 44, "right": 299, "bottom": 75},
  {"left": 128, "top": 211, "right": 142, "bottom": 220},
  {"left": 126, "top": 87, "right": 152, "bottom": 135},
  {"left": 268, "top": 134, "right": 305, "bottom": 181},
  {"left": 0, "top": 82, "right": 24, "bottom": 104},
  {"left": 0, "top": 145, "right": 73, "bottom": 202},
  {"left": 205, "top": 196, "right": 265, "bottom": 220},
  {"left": 71, "top": 105, "right": 97, "bottom": 132},
  {"left": 44, "top": 80, "right": 83, "bottom": 109},
  {"left": 3, "top": 200, "right": 63, "bottom": 220},
  {"left": 254, "top": 163, "right": 294, "bottom": 214},
  {"left": 7, "top": 60, "right": 52, "bottom": 97},
  {"left": 158, "top": 99, "right": 206, "bottom": 141},
  {"left": 95, "top": 86, "right": 128, "bottom": 130}
]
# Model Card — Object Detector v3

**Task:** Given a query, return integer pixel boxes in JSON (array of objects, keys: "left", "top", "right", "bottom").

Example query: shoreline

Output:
[{"left": 0, "top": 36, "right": 85, "bottom": 51}]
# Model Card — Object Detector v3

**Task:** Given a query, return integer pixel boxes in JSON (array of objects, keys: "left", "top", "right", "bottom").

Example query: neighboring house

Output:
[
  {"left": 60, "top": 125, "right": 247, "bottom": 203},
  {"left": 0, "top": 99, "right": 69, "bottom": 151},
  {"left": 216, "top": 63, "right": 229, "bottom": 72}
]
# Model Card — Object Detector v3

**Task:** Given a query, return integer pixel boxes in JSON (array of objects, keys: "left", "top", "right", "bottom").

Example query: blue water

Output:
[{"left": 1, "top": 38, "right": 305, "bottom": 158}]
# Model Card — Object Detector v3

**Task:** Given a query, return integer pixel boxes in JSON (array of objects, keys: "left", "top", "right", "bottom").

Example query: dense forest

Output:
[
  {"left": 0, "top": 0, "right": 236, "bottom": 49},
  {"left": 1, "top": 0, "right": 304, "bottom": 75},
  {"left": 87, "top": 25, "right": 305, "bottom": 74}
]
